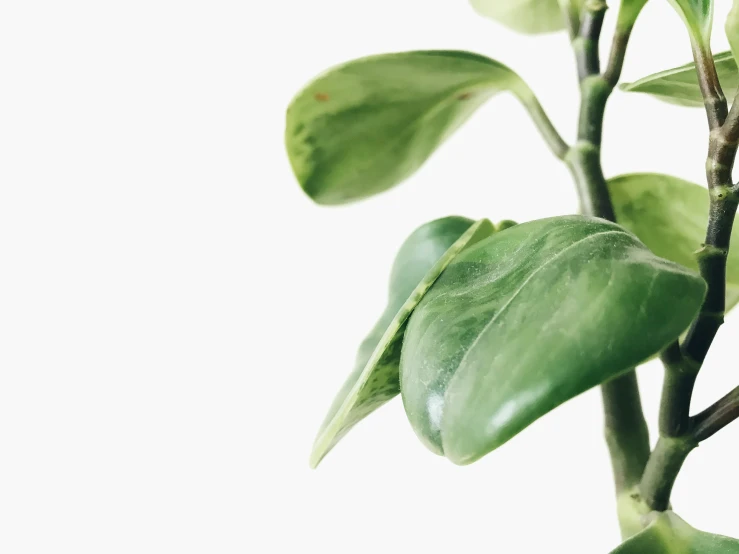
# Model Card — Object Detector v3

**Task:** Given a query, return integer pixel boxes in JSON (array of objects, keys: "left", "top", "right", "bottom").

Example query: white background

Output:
[{"left": 1, "top": 1, "right": 738, "bottom": 552}]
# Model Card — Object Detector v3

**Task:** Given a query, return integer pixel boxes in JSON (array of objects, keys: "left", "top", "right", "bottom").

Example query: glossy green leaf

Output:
[
  {"left": 609, "top": 173, "right": 739, "bottom": 311},
  {"left": 728, "top": 0, "right": 739, "bottom": 63},
  {"left": 620, "top": 51, "right": 738, "bottom": 107},
  {"left": 470, "top": 0, "right": 575, "bottom": 34},
  {"left": 401, "top": 216, "right": 705, "bottom": 465},
  {"left": 611, "top": 511, "right": 739, "bottom": 553},
  {"left": 667, "top": 0, "right": 714, "bottom": 42},
  {"left": 286, "top": 51, "right": 545, "bottom": 205},
  {"left": 310, "top": 216, "right": 495, "bottom": 467}
]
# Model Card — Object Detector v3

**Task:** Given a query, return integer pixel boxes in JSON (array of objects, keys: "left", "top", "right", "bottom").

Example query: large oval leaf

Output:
[
  {"left": 286, "top": 51, "right": 546, "bottom": 205},
  {"left": 310, "top": 216, "right": 495, "bottom": 467},
  {"left": 620, "top": 51, "right": 738, "bottom": 107},
  {"left": 611, "top": 512, "right": 739, "bottom": 553},
  {"left": 400, "top": 216, "right": 706, "bottom": 465},
  {"left": 609, "top": 173, "right": 739, "bottom": 311},
  {"left": 470, "top": 0, "right": 574, "bottom": 34}
]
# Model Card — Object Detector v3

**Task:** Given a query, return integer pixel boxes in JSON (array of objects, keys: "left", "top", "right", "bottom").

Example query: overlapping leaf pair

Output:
[{"left": 309, "top": 214, "right": 706, "bottom": 469}]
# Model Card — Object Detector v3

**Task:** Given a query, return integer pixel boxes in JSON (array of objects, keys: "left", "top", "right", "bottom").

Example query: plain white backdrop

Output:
[{"left": 1, "top": 1, "right": 737, "bottom": 552}]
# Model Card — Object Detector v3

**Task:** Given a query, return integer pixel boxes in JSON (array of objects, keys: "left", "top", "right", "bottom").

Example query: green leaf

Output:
[
  {"left": 400, "top": 216, "right": 705, "bottom": 465},
  {"left": 728, "top": 0, "right": 739, "bottom": 63},
  {"left": 310, "top": 216, "right": 495, "bottom": 467},
  {"left": 286, "top": 51, "right": 546, "bottom": 205},
  {"left": 620, "top": 51, "right": 738, "bottom": 107},
  {"left": 470, "top": 0, "right": 575, "bottom": 34},
  {"left": 609, "top": 173, "right": 739, "bottom": 311},
  {"left": 667, "top": 0, "right": 714, "bottom": 42},
  {"left": 610, "top": 511, "right": 739, "bottom": 553}
]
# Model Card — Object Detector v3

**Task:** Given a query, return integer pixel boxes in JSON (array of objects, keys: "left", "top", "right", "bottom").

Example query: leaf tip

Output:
[
  {"left": 308, "top": 451, "right": 323, "bottom": 469},
  {"left": 308, "top": 434, "right": 331, "bottom": 469}
]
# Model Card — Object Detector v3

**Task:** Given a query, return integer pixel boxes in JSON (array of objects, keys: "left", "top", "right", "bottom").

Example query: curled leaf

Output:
[{"left": 310, "top": 216, "right": 495, "bottom": 467}]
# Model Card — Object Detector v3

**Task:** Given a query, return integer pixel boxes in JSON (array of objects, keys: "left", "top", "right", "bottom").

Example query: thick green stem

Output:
[
  {"left": 645, "top": 43, "right": 739, "bottom": 514},
  {"left": 574, "top": 5, "right": 605, "bottom": 81},
  {"left": 565, "top": 139, "right": 614, "bottom": 219},
  {"left": 659, "top": 342, "right": 699, "bottom": 437},
  {"left": 565, "top": 1, "right": 651, "bottom": 500},
  {"left": 640, "top": 436, "right": 696, "bottom": 512}
]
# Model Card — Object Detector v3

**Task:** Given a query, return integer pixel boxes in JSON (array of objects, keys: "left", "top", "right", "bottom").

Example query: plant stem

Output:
[
  {"left": 659, "top": 342, "right": 698, "bottom": 437},
  {"left": 566, "top": 138, "right": 614, "bottom": 219},
  {"left": 565, "top": 0, "right": 651, "bottom": 497},
  {"left": 574, "top": 3, "right": 605, "bottom": 81},
  {"left": 640, "top": 436, "right": 696, "bottom": 512},
  {"left": 657, "top": 50, "right": 738, "bottom": 442},
  {"left": 601, "top": 373, "right": 652, "bottom": 493},
  {"left": 691, "top": 41, "right": 728, "bottom": 130},
  {"left": 692, "top": 385, "right": 739, "bottom": 442},
  {"left": 645, "top": 42, "right": 739, "bottom": 513},
  {"left": 643, "top": 386, "right": 739, "bottom": 509}
]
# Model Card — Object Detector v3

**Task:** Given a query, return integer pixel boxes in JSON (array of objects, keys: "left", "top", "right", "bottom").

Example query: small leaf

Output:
[
  {"left": 728, "top": 0, "right": 739, "bottom": 63},
  {"left": 286, "top": 51, "right": 545, "bottom": 205},
  {"left": 470, "top": 0, "right": 577, "bottom": 35},
  {"left": 609, "top": 173, "right": 739, "bottom": 311},
  {"left": 667, "top": 0, "right": 714, "bottom": 43},
  {"left": 401, "top": 216, "right": 705, "bottom": 465},
  {"left": 610, "top": 511, "right": 739, "bottom": 553},
  {"left": 310, "top": 216, "right": 495, "bottom": 467},
  {"left": 620, "top": 51, "right": 738, "bottom": 107}
]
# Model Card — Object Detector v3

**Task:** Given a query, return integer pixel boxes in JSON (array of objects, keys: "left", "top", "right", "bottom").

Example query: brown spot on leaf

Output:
[
  {"left": 314, "top": 92, "right": 330, "bottom": 102},
  {"left": 457, "top": 92, "right": 473, "bottom": 101}
]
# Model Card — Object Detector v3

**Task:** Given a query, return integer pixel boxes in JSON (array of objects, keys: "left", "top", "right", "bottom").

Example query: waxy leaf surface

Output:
[
  {"left": 310, "top": 217, "right": 495, "bottom": 467},
  {"left": 470, "top": 0, "right": 574, "bottom": 34},
  {"left": 611, "top": 512, "right": 739, "bottom": 553},
  {"left": 286, "top": 51, "right": 543, "bottom": 205},
  {"left": 609, "top": 173, "right": 739, "bottom": 311},
  {"left": 620, "top": 51, "right": 738, "bottom": 107},
  {"left": 401, "top": 216, "right": 705, "bottom": 465}
]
